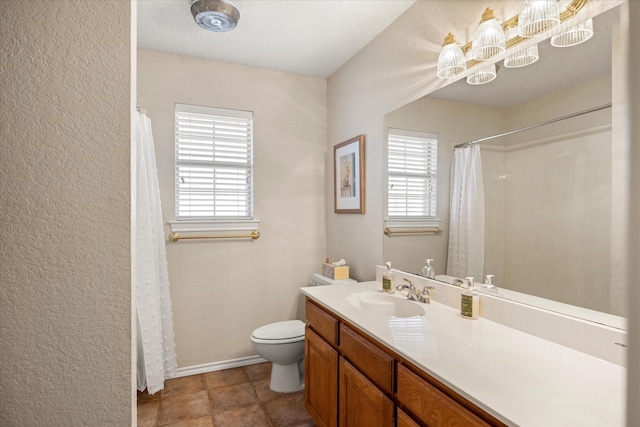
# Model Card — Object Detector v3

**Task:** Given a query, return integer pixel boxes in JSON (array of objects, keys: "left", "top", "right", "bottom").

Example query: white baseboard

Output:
[{"left": 172, "top": 355, "right": 268, "bottom": 379}]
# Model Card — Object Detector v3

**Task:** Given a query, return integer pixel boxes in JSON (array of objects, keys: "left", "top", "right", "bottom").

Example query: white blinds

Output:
[
  {"left": 175, "top": 104, "right": 253, "bottom": 220},
  {"left": 387, "top": 128, "right": 438, "bottom": 218}
]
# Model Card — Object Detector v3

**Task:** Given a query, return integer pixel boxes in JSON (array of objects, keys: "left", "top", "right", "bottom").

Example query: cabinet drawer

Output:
[
  {"left": 339, "top": 324, "right": 394, "bottom": 393},
  {"left": 306, "top": 299, "right": 339, "bottom": 346},
  {"left": 397, "top": 364, "right": 492, "bottom": 427}
]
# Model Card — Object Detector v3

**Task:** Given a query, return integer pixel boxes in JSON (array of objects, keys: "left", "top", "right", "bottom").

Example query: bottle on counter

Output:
[
  {"left": 421, "top": 258, "right": 435, "bottom": 279},
  {"left": 461, "top": 276, "right": 479, "bottom": 319},
  {"left": 382, "top": 262, "right": 395, "bottom": 293},
  {"left": 481, "top": 274, "right": 498, "bottom": 294}
]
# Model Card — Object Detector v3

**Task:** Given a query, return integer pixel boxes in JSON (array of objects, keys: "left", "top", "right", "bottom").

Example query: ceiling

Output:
[{"left": 137, "top": 0, "right": 416, "bottom": 78}]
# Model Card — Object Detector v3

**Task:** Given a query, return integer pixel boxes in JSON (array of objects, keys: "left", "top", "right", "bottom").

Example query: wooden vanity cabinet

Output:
[
  {"left": 304, "top": 297, "right": 505, "bottom": 427},
  {"left": 339, "top": 358, "right": 394, "bottom": 427},
  {"left": 397, "top": 364, "right": 492, "bottom": 427},
  {"left": 305, "top": 327, "right": 338, "bottom": 427},
  {"left": 397, "top": 409, "right": 421, "bottom": 427}
]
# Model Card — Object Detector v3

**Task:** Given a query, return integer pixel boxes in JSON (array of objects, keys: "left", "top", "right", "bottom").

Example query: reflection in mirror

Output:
[{"left": 383, "top": 6, "right": 626, "bottom": 327}]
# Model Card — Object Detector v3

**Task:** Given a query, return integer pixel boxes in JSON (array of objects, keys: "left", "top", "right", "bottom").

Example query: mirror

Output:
[{"left": 384, "top": 6, "right": 626, "bottom": 327}]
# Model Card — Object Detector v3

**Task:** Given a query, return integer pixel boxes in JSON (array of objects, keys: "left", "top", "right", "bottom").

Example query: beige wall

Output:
[
  {"left": 0, "top": 1, "right": 132, "bottom": 425},
  {"left": 137, "top": 49, "right": 327, "bottom": 368}
]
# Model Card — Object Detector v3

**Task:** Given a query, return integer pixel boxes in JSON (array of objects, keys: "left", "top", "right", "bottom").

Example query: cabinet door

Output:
[
  {"left": 397, "top": 409, "right": 421, "bottom": 427},
  {"left": 339, "top": 358, "right": 394, "bottom": 427},
  {"left": 305, "top": 327, "right": 338, "bottom": 427}
]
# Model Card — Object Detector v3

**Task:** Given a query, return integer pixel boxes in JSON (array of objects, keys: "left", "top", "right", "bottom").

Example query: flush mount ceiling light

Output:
[
  {"left": 191, "top": 0, "right": 240, "bottom": 32},
  {"left": 436, "top": 33, "right": 467, "bottom": 79},
  {"left": 471, "top": 8, "right": 506, "bottom": 61}
]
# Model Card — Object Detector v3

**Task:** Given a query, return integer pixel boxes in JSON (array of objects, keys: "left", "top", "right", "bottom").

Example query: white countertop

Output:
[{"left": 301, "top": 281, "right": 626, "bottom": 427}]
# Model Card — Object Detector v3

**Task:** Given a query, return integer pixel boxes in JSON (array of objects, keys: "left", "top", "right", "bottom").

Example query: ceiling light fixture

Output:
[
  {"left": 471, "top": 8, "right": 506, "bottom": 61},
  {"left": 191, "top": 0, "right": 240, "bottom": 32},
  {"left": 436, "top": 33, "right": 467, "bottom": 79}
]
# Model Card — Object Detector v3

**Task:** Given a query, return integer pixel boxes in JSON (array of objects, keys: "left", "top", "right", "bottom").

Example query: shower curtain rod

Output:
[{"left": 454, "top": 103, "right": 612, "bottom": 149}]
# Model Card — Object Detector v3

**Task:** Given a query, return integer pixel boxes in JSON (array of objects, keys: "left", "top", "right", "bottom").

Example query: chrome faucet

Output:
[{"left": 396, "top": 278, "right": 436, "bottom": 304}]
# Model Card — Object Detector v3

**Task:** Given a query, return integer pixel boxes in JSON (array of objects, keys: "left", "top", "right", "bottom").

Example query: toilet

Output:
[
  {"left": 250, "top": 274, "right": 356, "bottom": 393},
  {"left": 250, "top": 319, "right": 305, "bottom": 393}
]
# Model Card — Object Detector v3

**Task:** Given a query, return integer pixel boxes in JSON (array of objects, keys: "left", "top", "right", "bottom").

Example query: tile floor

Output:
[{"left": 137, "top": 363, "right": 316, "bottom": 427}]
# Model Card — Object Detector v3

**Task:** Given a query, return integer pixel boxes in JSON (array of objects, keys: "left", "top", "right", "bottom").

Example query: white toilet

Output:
[
  {"left": 250, "top": 319, "right": 305, "bottom": 393},
  {"left": 250, "top": 274, "right": 356, "bottom": 393}
]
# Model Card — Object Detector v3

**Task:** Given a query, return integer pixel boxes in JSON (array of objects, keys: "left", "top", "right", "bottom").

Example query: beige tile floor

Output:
[{"left": 137, "top": 363, "right": 315, "bottom": 427}]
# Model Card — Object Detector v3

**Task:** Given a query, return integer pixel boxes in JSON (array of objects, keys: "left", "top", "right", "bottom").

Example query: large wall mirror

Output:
[{"left": 384, "top": 4, "right": 627, "bottom": 328}]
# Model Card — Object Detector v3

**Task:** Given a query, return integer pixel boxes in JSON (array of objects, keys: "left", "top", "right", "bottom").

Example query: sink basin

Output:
[{"left": 347, "top": 292, "right": 425, "bottom": 317}]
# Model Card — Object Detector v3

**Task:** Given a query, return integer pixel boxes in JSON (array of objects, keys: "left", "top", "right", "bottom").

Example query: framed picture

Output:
[{"left": 334, "top": 135, "right": 365, "bottom": 214}]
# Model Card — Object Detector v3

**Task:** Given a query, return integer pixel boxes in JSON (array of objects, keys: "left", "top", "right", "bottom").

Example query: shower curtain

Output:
[
  {"left": 135, "top": 111, "right": 177, "bottom": 394},
  {"left": 447, "top": 144, "right": 485, "bottom": 281}
]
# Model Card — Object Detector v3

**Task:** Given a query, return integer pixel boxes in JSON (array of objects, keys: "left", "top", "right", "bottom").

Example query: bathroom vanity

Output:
[{"left": 300, "top": 278, "right": 626, "bottom": 426}]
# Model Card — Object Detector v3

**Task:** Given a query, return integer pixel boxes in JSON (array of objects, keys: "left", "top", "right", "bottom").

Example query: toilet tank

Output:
[{"left": 309, "top": 273, "right": 357, "bottom": 286}]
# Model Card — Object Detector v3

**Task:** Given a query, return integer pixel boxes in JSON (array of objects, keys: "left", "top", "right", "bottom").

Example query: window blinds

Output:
[
  {"left": 387, "top": 128, "right": 438, "bottom": 218},
  {"left": 175, "top": 104, "right": 253, "bottom": 220}
]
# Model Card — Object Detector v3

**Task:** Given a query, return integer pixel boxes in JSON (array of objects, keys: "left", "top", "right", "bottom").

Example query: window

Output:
[
  {"left": 387, "top": 128, "right": 438, "bottom": 219},
  {"left": 175, "top": 103, "right": 253, "bottom": 220}
]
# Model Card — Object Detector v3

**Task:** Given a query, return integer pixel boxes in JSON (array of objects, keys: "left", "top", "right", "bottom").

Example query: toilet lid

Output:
[{"left": 252, "top": 320, "right": 305, "bottom": 340}]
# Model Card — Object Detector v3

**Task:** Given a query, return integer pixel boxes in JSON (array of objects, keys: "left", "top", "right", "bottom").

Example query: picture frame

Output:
[{"left": 334, "top": 135, "right": 365, "bottom": 214}]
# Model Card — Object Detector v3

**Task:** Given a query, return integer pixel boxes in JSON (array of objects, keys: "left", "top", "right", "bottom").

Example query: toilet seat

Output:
[{"left": 251, "top": 320, "right": 305, "bottom": 344}]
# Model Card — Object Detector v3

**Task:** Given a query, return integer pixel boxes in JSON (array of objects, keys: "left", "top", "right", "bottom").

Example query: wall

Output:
[
  {"left": 0, "top": 1, "right": 132, "bottom": 425},
  {"left": 137, "top": 49, "right": 327, "bottom": 368}
]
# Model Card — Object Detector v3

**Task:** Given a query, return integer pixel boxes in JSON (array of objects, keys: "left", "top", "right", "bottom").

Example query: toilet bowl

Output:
[{"left": 250, "top": 320, "right": 305, "bottom": 393}]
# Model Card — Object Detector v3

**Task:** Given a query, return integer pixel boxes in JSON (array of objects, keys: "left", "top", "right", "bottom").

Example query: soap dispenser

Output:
[
  {"left": 382, "top": 262, "right": 394, "bottom": 293},
  {"left": 481, "top": 274, "right": 498, "bottom": 294},
  {"left": 421, "top": 259, "right": 435, "bottom": 279},
  {"left": 461, "top": 276, "right": 479, "bottom": 319}
]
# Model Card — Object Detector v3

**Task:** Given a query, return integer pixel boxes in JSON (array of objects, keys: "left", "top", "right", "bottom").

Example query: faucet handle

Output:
[
  {"left": 421, "top": 284, "right": 436, "bottom": 303},
  {"left": 403, "top": 278, "right": 415, "bottom": 289},
  {"left": 421, "top": 284, "right": 435, "bottom": 295}
]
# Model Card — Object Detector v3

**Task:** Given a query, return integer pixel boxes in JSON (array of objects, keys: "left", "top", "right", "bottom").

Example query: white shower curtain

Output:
[
  {"left": 447, "top": 144, "right": 485, "bottom": 281},
  {"left": 135, "top": 111, "right": 177, "bottom": 394}
]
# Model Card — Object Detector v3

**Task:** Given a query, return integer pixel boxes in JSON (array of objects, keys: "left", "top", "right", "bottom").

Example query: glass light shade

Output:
[
  {"left": 437, "top": 33, "right": 467, "bottom": 79},
  {"left": 472, "top": 8, "right": 505, "bottom": 60},
  {"left": 518, "top": 0, "right": 560, "bottom": 37},
  {"left": 467, "top": 63, "right": 497, "bottom": 85},
  {"left": 504, "top": 26, "right": 539, "bottom": 68},
  {"left": 551, "top": 18, "right": 594, "bottom": 47}
]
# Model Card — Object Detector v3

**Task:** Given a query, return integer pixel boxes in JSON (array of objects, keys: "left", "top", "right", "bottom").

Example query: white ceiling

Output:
[{"left": 137, "top": 0, "right": 416, "bottom": 78}]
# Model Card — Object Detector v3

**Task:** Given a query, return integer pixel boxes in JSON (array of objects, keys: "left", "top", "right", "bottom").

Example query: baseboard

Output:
[{"left": 172, "top": 355, "right": 268, "bottom": 378}]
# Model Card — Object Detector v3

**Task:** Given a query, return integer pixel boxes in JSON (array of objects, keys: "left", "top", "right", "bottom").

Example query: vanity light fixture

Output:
[
  {"left": 517, "top": 0, "right": 560, "bottom": 37},
  {"left": 471, "top": 8, "right": 506, "bottom": 60},
  {"left": 550, "top": 18, "right": 594, "bottom": 47},
  {"left": 436, "top": 33, "right": 467, "bottom": 79},
  {"left": 503, "top": 26, "right": 539, "bottom": 68},
  {"left": 435, "top": 0, "right": 587, "bottom": 81},
  {"left": 467, "top": 63, "right": 498, "bottom": 85}
]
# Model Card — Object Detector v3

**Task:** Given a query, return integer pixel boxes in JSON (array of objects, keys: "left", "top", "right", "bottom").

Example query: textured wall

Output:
[
  {"left": 137, "top": 49, "right": 327, "bottom": 368},
  {"left": 0, "top": 1, "right": 132, "bottom": 425}
]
